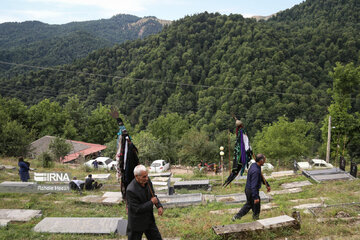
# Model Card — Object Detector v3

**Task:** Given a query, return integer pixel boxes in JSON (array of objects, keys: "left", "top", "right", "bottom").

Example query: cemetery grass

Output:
[{"left": 0, "top": 157, "right": 359, "bottom": 240}]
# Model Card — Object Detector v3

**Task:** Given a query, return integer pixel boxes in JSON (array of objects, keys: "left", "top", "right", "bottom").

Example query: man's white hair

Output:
[{"left": 134, "top": 164, "right": 147, "bottom": 176}]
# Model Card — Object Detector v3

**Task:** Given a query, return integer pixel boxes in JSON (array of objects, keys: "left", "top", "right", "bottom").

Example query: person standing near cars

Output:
[
  {"left": 126, "top": 165, "right": 163, "bottom": 240},
  {"left": 232, "top": 154, "right": 271, "bottom": 221}
]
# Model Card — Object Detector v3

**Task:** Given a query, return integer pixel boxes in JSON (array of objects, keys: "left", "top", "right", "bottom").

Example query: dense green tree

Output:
[
  {"left": 1, "top": 120, "right": 33, "bottom": 156},
  {"left": 253, "top": 117, "right": 317, "bottom": 166},
  {"left": 85, "top": 103, "right": 118, "bottom": 144},
  {"left": 178, "top": 128, "right": 218, "bottom": 166},
  {"left": 26, "top": 99, "right": 66, "bottom": 138},
  {"left": 49, "top": 137, "right": 71, "bottom": 162},
  {"left": 321, "top": 63, "right": 360, "bottom": 160}
]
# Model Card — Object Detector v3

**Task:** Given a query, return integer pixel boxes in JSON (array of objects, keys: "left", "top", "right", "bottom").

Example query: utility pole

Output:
[{"left": 326, "top": 116, "right": 331, "bottom": 163}]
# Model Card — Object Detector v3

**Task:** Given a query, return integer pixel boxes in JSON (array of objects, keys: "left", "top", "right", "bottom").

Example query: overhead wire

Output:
[{"left": 0, "top": 60, "right": 337, "bottom": 99}]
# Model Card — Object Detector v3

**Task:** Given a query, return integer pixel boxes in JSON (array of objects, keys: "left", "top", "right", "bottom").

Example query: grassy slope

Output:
[{"left": 0, "top": 157, "right": 359, "bottom": 240}]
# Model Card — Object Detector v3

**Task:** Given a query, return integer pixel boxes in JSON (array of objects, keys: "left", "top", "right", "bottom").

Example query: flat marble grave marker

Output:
[
  {"left": 270, "top": 171, "right": 295, "bottom": 178},
  {"left": 215, "top": 191, "right": 270, "bottom": 204},
  {"left": 86, "top": 174, "right": 111, "bottom": 180},
  {"left": 158, "top": 193, "right": 203, "bottom": 208},
  {"left": 302, "top": 168, "right": 355, "bottom": 183},
  {"left": 0, "top": 209, "right": 42, "bottom": 226},
  {"left": 268, "top": 188, "right": 302, "bottom": 196},
  {"left": 80, "top": 192, "right": 122, "bottom": 205},
  {"left": 213, "top": 215, "right": 299, "bottom": 237},
  {"left": 281, "top": 180, "right": 312, "bottom": 189},
  {"left": 173, "top": 180, "right": 210, "bottom": 190},
  {"left": 0, "top": 209, "right": 42, "bottom": 221},
  {"left": 33, "top": 217, "right": 126, "bottom": 234}
]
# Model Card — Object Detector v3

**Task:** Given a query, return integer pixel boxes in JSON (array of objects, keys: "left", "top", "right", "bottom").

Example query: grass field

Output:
[{"left": 0, "top": 157, "right": 359, "bottom": 240}]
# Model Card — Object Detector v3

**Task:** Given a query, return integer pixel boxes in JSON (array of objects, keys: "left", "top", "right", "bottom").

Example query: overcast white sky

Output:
[{"left": 0, "top": 0, "right": 305, "bottom": 24}]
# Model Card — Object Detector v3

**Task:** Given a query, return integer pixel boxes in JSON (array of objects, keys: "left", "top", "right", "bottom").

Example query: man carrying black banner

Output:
[
  {"left": 232, "top": 154, "right": 271, "bottom": 221},
  {"left": 126, "top": 165, "right": 163, "bottom": 240}
]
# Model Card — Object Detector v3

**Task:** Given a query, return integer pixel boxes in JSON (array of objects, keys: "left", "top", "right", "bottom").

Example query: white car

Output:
[
  {"left": 84, "top": 157, "right": 117, "bottom": 171},
  {"left": 248, "top": 159, "right": 274, "bottom": 171},
  {"left": 149, "top": 160, "right": 170, "bottom": 173},
  {"left": 297, "top": 159, "right": 333, "bottom": 170}
]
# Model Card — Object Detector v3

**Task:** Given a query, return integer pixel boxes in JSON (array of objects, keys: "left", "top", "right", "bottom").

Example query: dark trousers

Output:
[
  {"left": 127, "top": 221, "right": 162, "bottom": 240},
  {"left": 235, "top": 188, "right": 261, "bottom": 220}
]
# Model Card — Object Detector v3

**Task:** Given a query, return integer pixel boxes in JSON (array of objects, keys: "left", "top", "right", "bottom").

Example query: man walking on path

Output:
[
  {"left": 232, "top": 154, "right": 271, "bottom": 221},
  {"left": 126, "top": 165, "right": 163, "bottom": 240}
]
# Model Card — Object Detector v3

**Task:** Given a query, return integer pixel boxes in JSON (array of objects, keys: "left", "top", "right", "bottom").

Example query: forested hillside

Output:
[
  {"left": 1, "top": 0, "right": 359, "bottom": 164},
  {"left": 0, "top": 14, "right": 169, "bottom": 76}
]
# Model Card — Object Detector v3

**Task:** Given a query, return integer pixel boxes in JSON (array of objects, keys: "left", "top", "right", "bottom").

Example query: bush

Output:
[{"left": 38, "top": 152, "right": 54, "bottom": 168}]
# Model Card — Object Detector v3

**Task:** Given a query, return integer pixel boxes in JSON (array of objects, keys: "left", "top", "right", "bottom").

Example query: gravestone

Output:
[
  {"left": 281, "top": 180, "right": 312, "bottom": 189},
  {"left": 0, "top": 209, "right": 42, "bottom": 221},
  {"left": 310, "top": 173, "right": 355, "bottom": 183},
  {"left": 86, "top": 174, "right": 111, "bottom": 180},
  {"left": 269, "top": 171, "right": 295, "bottom": 178},
  {"left": 215, "top": 191, "right": 270, "bottom": 204},
  {"left": 33, "top": 217, "right": 124, "bottom": 234},
  {"left": 268, "top": 188, "right": 302, "bottom": 196},
  {"left": 0, "top": 181, "right": 37, "bottom": 193},
  {"left": 339, "top": 156, "right": 346, "bottom": 171},
  {"left": 212, "top": 215, "right": 299, "bottom": 237},
  {"left": 350, "top": 161, "right": 357, "bottom": 178},
  {"left": 148, "top": 172, "right": 172, "bottom": 178},
  {"left": 157, "top": 193, "right": 203, "bottom": 208},
  {"left": 302, "top": 168, "right": 343, "bottom": 177},
  {"left": 0, "top": 219, "right": 10, "bottom": 227},
  {"left": 173, "top": 180, "right": 209, "bottom": 190}
]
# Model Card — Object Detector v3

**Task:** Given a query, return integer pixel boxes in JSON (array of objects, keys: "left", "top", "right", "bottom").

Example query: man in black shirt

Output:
[
  {"left": 126, "top": 165, "right": 163, "bottom": 240},
  {"left": 232, "top": 154, "right": 271, "bottom": 221},
  {"left": 85, "top": 174, "right": 102, "bottom": 190}
]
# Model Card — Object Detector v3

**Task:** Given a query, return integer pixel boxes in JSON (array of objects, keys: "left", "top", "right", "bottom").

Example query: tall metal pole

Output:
[
  {"left": 228, "top": 129, "right": 231, "bottom": 188},
  {"left": 326, "top": 116, "right": 331, "bottom": 163}
]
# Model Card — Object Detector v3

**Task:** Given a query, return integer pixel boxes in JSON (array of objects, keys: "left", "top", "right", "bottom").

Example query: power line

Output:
[{"left": 0, "top": 60, "right": 335, "bottom": 99}]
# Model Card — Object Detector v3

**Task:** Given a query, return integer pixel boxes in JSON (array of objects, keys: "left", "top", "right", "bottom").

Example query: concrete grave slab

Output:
[
  {"left": 148, "top": 172, "right": 172, "bottom": 178},
  {"left": 215, "top": 191, "right": 270, "bottom": 204},
  {"left": 293, "top": 203, "right": 325, "bottom": 210},
  {"left": 290, "top": 197, "right": 328, "bottom": 203},
  {"left": 213, "top": 215, "right": 298, "bottom": 237},
  {"left": 210, "top": 203, "right": 278, "bottom": 215},
  {"left": 257, "top": 215, "right": 296, "bottom": 228},
  {"left": 0, "top": 181, "right": 37, "bottom": 186},
  {"left": 0, "top": 209, "right": 42, "bottom": 221},
  {"left": 79, "top": 195, "right": 104, "bottom": 204},
  {"left": 309, "top": 173, "right": 355, "bottom": 183},
  {"left": 173, "top": 180, "right": 210, "bottom": 190},
  {"left": 151, "top": 177, "right": 170, "bottom": 182},
  {"left": 0, "top": 181, "right": 38, "bottom": 193},
  {"left": 103, "top": 192, "right": 122, "bottom": 198},
  {"left": 80, "top": 192, "right": 122, "bottom": 205},
  {"left": 86, "top": 174, "right": 111, "bottom": 180},
  {"left": 270, "top": 171, "right": 295, "bottom": 178},
  {"left": 158, "top": 193, "right": 203, "bottom": 208},
  {"left": 0, "top": 219, "right": 11, "bottom": 227},
  {"left": 33, "top": 217, "right": 124, "bottom": 234},
  {"left": 281, "top": 180, "right": 312, "bottom": 189},
  {"left": 0, "top": 165, "right": 16, "bottom": 170},
  {"left": 302, "top": 168, "right": 344, "bottom": 177},
  {"left": 268, "top": 188, "right": 302, "bottom": 196}
]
